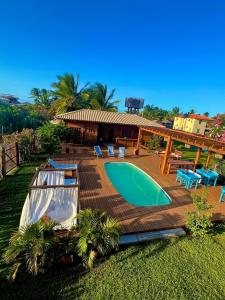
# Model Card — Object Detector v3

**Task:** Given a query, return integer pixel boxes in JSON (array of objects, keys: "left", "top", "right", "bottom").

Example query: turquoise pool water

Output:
[{"left": 105, "top": 162, "right": 171, "bottom": 207}]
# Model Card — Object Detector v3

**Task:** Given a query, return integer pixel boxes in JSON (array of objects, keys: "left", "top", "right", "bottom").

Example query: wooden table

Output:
[{"left": 167, "top": 160, "right": 194, "bottom": 174}]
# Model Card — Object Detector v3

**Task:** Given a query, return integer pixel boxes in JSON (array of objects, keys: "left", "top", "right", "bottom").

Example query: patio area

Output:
[{"left": 55, "top": 146, "right": 225, "bottom": 234}]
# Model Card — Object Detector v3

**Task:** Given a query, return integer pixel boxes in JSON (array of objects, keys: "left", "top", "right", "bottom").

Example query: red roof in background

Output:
[{"left": 188, "top": 114, "right": 214, "bottom": 121}]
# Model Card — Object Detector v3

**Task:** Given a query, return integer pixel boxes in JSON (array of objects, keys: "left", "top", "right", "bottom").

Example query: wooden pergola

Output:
[{"left": 136, "top": 126, "right": 225, "bottom": 174}]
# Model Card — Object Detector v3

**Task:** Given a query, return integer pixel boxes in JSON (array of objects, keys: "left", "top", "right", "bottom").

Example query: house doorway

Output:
[{"left": 108, "top": 128, "right": 115, "bottom": 143}]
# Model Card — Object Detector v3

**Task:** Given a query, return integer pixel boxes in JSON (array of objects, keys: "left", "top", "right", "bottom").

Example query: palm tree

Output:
[
  {"left": 76, "top": 208, "right": 121, "bottom": 269},
  {"left": 89, "top": 83, "right": 120, "bottom": 111},
  {"left": 203, "top": 112, "right": 210, "bottom": 117},
  {"left": 51, "top": 73, "right": 89, "bottom": 114},
  {"left": 189, "top": 108, "right": 196, "bottom": 114},
  {"left": 168, "top": 106, "right": 181, "bottom": 120},
  {"left": 30, "top": 88, "right": 55, "bottom": 108},
  {"left": 3, "top": 218, "right": 56, "bottom": 281}
]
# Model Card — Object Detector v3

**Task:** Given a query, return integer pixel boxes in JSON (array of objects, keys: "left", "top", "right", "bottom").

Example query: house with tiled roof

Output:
[
  {"left": 173, "top": 114, "right": 214, "bottom": 135},
  {"left": 0, "top": 94, "right": 19, "bottom": 105},
  {"left": 55, "top": 109, "right": 162, "bottom": 145}
]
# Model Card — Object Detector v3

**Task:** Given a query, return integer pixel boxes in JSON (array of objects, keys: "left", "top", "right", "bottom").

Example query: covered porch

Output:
[{"left": 136, "top": 126, "right": 225, "bottom": 174}]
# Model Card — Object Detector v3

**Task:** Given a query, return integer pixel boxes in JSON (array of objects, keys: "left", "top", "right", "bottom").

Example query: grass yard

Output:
[
  {"left": 174, "top": 143, "right": 219, "bottom": 168},
  {"left": 0, "top": 155, "right": 225, "bottom": 300}
]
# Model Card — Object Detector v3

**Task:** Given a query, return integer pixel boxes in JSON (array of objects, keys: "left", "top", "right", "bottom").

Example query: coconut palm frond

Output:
[
  {"left": 77, "top": 236, "right": 88, "bottom": 257},
  {"left": 4, "top": 219, "right": 56, "bottom": 281},
  {"left": 8, "top": 262, "right": 22, "bottom": 282},
  {"left": 77, "top": 208, "right": 120, "bottom": 269},
  {"left": 51, "top": 73, "right": 90, "bottom": 113},
  {"left": 87, "top": 250, "right": 96, "bottom": 269},
  {"left": 88, "top": 83, "right": 119, "bottom": 111}
]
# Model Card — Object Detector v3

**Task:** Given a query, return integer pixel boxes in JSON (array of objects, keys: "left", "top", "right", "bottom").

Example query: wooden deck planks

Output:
[{"left": 55, "top": 147, "right": 225, "bottom": 234}]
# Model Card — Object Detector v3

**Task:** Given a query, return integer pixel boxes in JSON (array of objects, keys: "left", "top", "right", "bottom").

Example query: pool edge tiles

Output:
[{"left": 104, "top": 162, "right": 171, "bottom": 207}]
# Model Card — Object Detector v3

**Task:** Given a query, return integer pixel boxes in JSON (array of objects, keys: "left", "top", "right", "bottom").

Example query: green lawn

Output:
[
  {"left": 174, "top": 143, "right": 219, "bottom": 168},
  {"left": 0, "top": 156, "right": 225, "bottom": 300}
]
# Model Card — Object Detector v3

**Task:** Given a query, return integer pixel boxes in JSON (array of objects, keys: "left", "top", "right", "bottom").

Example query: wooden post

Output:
[
  {"left": 169, "top": 139, "right": 173, "bottom": 153},
  {"left": 194, "top": 147, "right": 202, "bottom": 171},
  {"left": 161, "top": 136, "right": 172, "bottom": 174},
  {"left": 205, "top": 151, "right": 212, "bottom": 168},
  {"left": 15, "top": 142, "right": 20, "bottom": 166},
  {"left": 1, "top": 145, "right": 6, "bottom": 177},
  {"left": 135, "top": 128, "right": 142, "bottom": 155}
]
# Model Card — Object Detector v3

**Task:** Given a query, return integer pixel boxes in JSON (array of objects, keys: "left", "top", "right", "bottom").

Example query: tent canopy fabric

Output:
[{"left": 20, "top": 170, "right": 78, "bottom": 230}]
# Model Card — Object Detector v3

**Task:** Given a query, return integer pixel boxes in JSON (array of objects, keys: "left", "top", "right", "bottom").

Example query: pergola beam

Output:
[{"left": 140, "top": 126, "right": 225, "bottom": 155}]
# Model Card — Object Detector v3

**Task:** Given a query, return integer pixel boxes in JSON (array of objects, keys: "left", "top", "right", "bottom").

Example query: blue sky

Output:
[{"left": 0, "top": 0, "right": 225, "bottom": 115}]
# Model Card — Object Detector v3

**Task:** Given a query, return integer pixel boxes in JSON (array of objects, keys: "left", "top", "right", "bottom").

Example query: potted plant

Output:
[
  {"left": 3, "top": 218, "right": 56, "bottom": 281},
  {"left": 76, "top": 208, "right": 121, "bottom": 269}
]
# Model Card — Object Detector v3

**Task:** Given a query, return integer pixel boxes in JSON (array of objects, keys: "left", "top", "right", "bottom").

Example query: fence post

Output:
[
  {"left": 15, "top": 142, "right": 20, "bottom": 166},
  {"left": 1, "top": 145, "right": 6, "bottom": 177}
]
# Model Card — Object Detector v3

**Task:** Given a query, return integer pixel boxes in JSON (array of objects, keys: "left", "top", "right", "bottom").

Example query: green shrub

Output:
[
  {"left": 186, "top": 189, "right": 213, "bottom": 238},
  {"left": 147, "top": 135, "right": 161, "bottom": 152},
  {"left": 215, "top": 159, "right": 225, "bottom": 176},
  {"left": 3, "top": 218, "right": 56, "bottom": 282},
  {"left": 76, "top": 208, "right": 121, "bottom": 269},
  {"left": 36, "top": 123, "right": 72, "bottom": 154},
  {"left": 18, "top": 128, "right": 34, "bottom": 161}
]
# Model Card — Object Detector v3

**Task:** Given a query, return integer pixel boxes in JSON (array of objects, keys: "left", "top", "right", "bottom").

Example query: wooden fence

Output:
[{"left": 0, "top": 142, "right": 23, "bottom": 177}]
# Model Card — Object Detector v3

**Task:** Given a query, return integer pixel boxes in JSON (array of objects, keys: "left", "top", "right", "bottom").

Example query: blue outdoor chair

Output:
[
  {"left": 219, "top": 186, "right": 225, "bottom": 203},
  {"left": 176, "top": 169, "right": 201, "bottom": 190},
  {"left": 48, "top": 159, "right": 77, "bottom": 169},
  {"left": 118, "top": 147, "right": 125, "bottom": 158},
  {"left": 107, "top": 145, "right": 115, "bottom": 157},
  {"left": 94, "top": 145, "right": 104, "bottom": 158}
]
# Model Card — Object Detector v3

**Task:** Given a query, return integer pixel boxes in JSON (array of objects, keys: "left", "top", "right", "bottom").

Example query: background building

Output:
[
  {"left": 0, "top": 94, "right": 19, "bottom": 105},
  {"left": 173, "top": 114, "right": 214, "bottom": 135}
]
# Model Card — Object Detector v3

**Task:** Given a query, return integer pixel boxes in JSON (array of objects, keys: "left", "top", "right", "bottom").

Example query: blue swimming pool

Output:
[{"left": 105, "top": 162, "right": 171, "bottom": 207}]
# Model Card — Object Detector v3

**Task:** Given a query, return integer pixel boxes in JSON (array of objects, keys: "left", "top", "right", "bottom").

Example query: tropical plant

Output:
[
  {"left": 189, "top": 108, "right": 196, "bottom": 114},
  {"left": 3, "top": 218, "right": 56, "bottom": 281},
  {"left": 17, "top": 128, "right": 34, "bottom": 161},
  {"left": 0, "top": 103, "right": 50, "bottom": 134},
  {"left": 186, "top": 189, "right": 213, "bottom": 238},
  {"left": 30, "top": 88, "right": 55, "bottom": 108},
  {"left": 89, "top": 83, "right": 119, "bottom": 111},
  {"left": 143, "top": 104, "right": 168, "bottom": 121},
  {"left": 36, "top": 123, "right": 72, "bottom": 154},
  {"left": 147, "top": 135, "right": 162, "bottom": 152},
  {"left": 76, "top": 208, "right": 121, "bottom": 269},
  {"left": 51, "top": 73, "right": 89, "bottom": 113},
  {"left": 169, "top": 106, "right": 182, "bottom": 120},
  {"left": 215, "top": 160, "right": 225, "bottom": 176},
  {"left": 208, "top": 115, "right": 225, "bottom": 141}
]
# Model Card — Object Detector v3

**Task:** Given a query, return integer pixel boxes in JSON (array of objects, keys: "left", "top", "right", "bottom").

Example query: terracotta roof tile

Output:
[
  {"left": 56, "top": 109, "right": 162, "bottom": 127},
  {"left": 188, "top": 114, "right": 214, "bottom": 121}
]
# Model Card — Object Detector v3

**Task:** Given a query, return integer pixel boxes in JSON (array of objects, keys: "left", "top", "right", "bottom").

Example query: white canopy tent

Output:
[{"left": 20, "top": 170, "right": 79, "bottom": 230}]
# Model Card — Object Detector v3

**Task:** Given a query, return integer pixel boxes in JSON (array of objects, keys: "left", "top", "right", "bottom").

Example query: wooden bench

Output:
[{"left": 167, "top": 160, "right": 194, "bottom": 174}]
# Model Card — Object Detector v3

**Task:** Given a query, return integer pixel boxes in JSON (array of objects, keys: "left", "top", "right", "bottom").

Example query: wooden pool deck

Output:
[{"left": 55, "top": 146, "right": 225, "bottom": 234}]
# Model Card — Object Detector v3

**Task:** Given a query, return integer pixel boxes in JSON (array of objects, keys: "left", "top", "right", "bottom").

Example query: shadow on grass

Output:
[
  {"left": 0, "top": 263, "right": 85, "bottom": 300},
  {"left": 0, "top": 155, "right": 46, "bottom": 277}
]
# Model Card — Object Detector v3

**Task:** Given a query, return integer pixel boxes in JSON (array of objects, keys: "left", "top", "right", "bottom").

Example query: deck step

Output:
[{"left": 119, "top": 228, "right": 186, "bottom": 245}]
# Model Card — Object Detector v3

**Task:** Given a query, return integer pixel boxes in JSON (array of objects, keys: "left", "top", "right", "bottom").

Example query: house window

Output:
[
  {"left": 199, "top": 120, "right": 202, "bottom": 124},
  {"left": 196, "top": 129, "right": 200, "bottom": 133}
]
